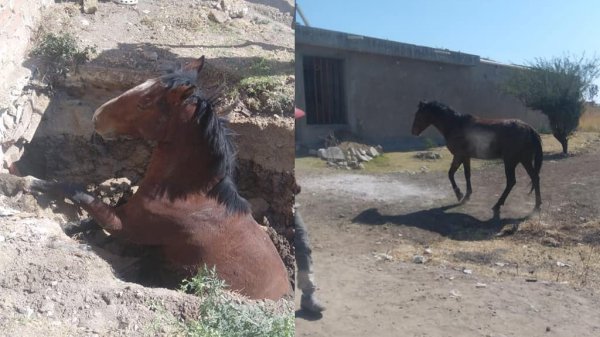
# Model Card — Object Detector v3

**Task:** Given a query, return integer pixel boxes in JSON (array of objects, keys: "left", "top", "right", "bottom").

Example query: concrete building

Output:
[{"left": 295, "top": 26, "right": 548, "bottom": 150}]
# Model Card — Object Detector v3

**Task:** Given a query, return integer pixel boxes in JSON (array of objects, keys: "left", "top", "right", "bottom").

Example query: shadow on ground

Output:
[
  {"left": 295, "top": 309, "right": 323, "bottom": 321},
  {"left": 352, "top": 204, "right": 529, "bottom": 241}
]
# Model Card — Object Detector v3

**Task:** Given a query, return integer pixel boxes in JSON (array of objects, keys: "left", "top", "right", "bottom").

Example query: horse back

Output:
[{"left": 451, "top": 117, "right": 538, "bottom": 160}]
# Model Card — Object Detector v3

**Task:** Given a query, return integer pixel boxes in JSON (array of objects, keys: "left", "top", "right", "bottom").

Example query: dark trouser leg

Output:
[
  {"left": 295, "top": 210, "right": 325, "bottom": 313},
  {"left": 295, "top": 210, "right": 315, "bottom": 294}
]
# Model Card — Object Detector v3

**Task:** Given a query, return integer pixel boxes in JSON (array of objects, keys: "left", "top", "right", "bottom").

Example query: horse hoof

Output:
[
  {"left": 491, "top": 207, "right": 500, "bottom": 219},
  {"left": 455, "top": 192, "right": 464, "bottom": 201}
]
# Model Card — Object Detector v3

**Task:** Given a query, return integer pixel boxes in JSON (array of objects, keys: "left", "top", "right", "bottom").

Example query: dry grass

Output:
[
  {"left": 386, "top": 220, "right": 600, "bottom": 289},
  {"left": 295, "top": 132, "right": 600, "bottom": 175},
  {"left": 579, "top": 104, "right": 600, "bottom": 132},
  {"left": 541, "top": 131, "right": 600, "bottom": 154}
]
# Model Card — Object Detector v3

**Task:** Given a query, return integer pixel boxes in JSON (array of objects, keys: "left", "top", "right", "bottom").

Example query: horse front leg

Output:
[
  {"left": 492, "top": 161, "right": 517, "bottom": 218},
  {"left": 30, "top": 180, "right": 123, "bottom": 232},
  {"left": 448, "top": 156, "right": 463, "bottom": 201},
  {"left": 462, "top": 157, "right": 472, "bottom": 203}
]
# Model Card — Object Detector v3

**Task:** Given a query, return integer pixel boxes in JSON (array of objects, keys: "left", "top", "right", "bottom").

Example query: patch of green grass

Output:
[
  {"left": 30, "top": 32, "right": 96, "bottom": 86},
  {"left": 180, "top": 266, "right": 294, "bottom": 337},
  {"left": 237, "top": 75, "right": 292, "bottom": 114},
  {"left": 295, "top": 156, "right": 328, "bottom": 171},
  {"left": 249, "top": 57, "right": 271, "bottom": 76}
]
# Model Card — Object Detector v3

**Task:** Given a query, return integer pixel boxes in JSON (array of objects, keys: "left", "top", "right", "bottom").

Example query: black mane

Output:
[
  {"left": 420, "top": 100, "right": 474, "bottom": 122},
  {"left": 163, "top": 71, "right": 250, "bottom": 215}
]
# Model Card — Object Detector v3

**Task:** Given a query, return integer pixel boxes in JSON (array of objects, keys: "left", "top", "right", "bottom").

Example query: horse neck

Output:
[
  {"left": 142, "top": 124, "right": 221, "bottom": 196},
  {"left": 430, "top": 111, "right": 462, "bottom": 137}
]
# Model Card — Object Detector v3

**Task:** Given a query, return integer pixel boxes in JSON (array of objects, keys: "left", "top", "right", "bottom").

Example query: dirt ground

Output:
[{"left": 295, "top": 133, "right": 600, "bottom": 337}]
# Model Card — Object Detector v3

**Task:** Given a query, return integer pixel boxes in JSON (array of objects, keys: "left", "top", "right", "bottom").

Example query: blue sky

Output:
[{"left": 296, "top": 0, "right": 600, "bottom": 65}]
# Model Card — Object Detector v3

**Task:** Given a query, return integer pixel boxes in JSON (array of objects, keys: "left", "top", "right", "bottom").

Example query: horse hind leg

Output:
[
  {"left": 522, "top": 159, "right": 541, "bottom": 211},
  {"left": 448, "top": 156, "right": 464, "bottom": 201},
  {"left": 462, "top": 157, "right": 472, "bottom": 203},
  {"left": 492, "top": 161, "right": 517, "bottom": 218}
]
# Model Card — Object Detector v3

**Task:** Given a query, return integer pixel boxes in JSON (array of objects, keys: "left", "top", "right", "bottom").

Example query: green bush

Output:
[
  {"left": 504, "top": 55, "right": 600, "bottom": 153},
  {"left": 180, "top": 266, "right": 294, "bottom": 337},
  {"left": 30, "top": 32, "right": 96, "bottom": 86}
]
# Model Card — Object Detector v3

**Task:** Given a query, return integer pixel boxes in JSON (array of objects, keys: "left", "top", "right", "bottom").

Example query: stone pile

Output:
[
  {"left": 208, "top": 0, "right": 249, "bottom": 23},
  {"left": 414, "top": 151, "right": 442, "bottom": 160},
  {"left": 314, "top": 145, "right": 383, "bottom": 170}
]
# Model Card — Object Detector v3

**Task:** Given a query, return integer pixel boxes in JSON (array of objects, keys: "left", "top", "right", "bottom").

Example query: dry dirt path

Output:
[{"left": 295, "top": 148, "right": 600, "bottom": 337}]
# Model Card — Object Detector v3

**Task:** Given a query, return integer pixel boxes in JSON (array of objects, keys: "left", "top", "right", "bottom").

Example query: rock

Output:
[
  {"left": 475, "top": 283, "right": 487, "bottom": 288},
  {"left": 368, "top": 147, "right": 379, "bottom": 157},
  {"left": 209, "top": 9, "right": 229, "bottom": 24},
  {"left": 80, "top": 19, "right": 90, "bottom": 27},
  {"left": 16, "top": 305, "right": 34, "bottom": 318},
  {"left": 82, "top": 0, "right": 98, "bottom": 14},
  {"left": 39, "top": 300, "right": 55, "bottom": 315},
  {"left": 0, "top": 235, "right": 5, "bottom": 242},
  {"left": 373, "top": 252, "right": 393, "bottom": 261},
  {"left": 423, "top": 248, "right": 432, "bottom": 255},
  {"left": 219, "top": 0, "right": 230, "bottom": 11},
  {"left": 101, "top": 293, "right": 112, "bottom": 305},
  {"left": 229, "top": 5, "right": 248, "bottom": 19},
  {"left": 556, "top": 261, "right": 571, "bottom": 268},
  {"left": 356, "top": 153, "right": 373, "bottom": 162},
  {"left": 494, "top": 262, "right": 506, "bottom": 267},
  {"left": 318, "top": 147, "right": 345, "bottom": 162},
  {"left": 449, "top": 289, "right": 461, "bottom": 298},
  {"left": 358, "top": 163, "right": 365, "bottom": 169},
  {"left": 412, "top": 255, "right": 426, "bottom": 264},
  {"left": 463, "top": 269, "right": 473, "bottom": 274},
  {"left": 414, "top": 151, "right": 442, "bottom": 160}
]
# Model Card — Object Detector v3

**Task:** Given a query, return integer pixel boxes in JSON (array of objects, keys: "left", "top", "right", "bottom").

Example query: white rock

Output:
[
  {"left": 475, "top": 283, "right": 487, "bottom": 288},
  {"left": 368, "top": 146, "right": 379, "bottom": 157},
  {"left": 463, "top": 269, "right": 473, "bottom": 274}
]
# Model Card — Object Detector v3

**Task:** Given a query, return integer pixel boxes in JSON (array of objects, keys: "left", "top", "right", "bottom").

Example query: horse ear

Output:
[{"left": 182, "top": 56, "right": 205, "bottom": 77}]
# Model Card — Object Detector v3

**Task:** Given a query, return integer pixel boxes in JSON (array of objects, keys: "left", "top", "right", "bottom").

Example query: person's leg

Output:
[{"left": 295, "top": 209, "right": 325, "bottom": 313}]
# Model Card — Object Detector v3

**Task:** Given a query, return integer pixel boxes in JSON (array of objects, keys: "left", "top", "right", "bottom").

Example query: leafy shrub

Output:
[
  {"left": 180, "top": 266, "right": 294, "bottom": 337},
  {"left": 30, "top": 32, "right": 96, "bottom": 86}
]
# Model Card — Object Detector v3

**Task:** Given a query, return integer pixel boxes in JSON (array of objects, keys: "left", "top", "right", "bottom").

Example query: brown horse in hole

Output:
[
  {"left": 411, "top": 101, "right": 543, "bottom": 218},
  {"left": 34, "top": 56, "right": 290, "bottom": 300}
]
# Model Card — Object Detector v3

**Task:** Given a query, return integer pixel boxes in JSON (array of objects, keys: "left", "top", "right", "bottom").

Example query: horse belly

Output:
[{"left": 466, "top": 129, "right": 500, "bottom": 159}]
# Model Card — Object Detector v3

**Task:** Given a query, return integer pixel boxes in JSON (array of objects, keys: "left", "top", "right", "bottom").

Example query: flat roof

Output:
[{"left": 297, "top": 26, "right": 480, "bottom": 66}]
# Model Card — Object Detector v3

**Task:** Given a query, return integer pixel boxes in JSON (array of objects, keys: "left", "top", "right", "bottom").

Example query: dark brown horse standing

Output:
[
  {"left": 411, "top": 101, "right": 543, "bottom": 218},
  {"left": 35, "top": 56, "right": 290, "bottom": 300}
]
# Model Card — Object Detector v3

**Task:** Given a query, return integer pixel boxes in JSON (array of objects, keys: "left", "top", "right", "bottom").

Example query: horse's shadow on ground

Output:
[{"left": 352, "top": 204, "right": 529, "bottom": 241}]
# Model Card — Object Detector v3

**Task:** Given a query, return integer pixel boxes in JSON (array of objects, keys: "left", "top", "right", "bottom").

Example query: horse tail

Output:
[{"left": 529, "top": 128, "right": 543, "bottom": 194}]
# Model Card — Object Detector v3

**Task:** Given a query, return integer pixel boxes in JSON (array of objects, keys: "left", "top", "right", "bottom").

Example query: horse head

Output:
[{"left": 92, "top": 56, "right": 207, "bottom": 141}]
